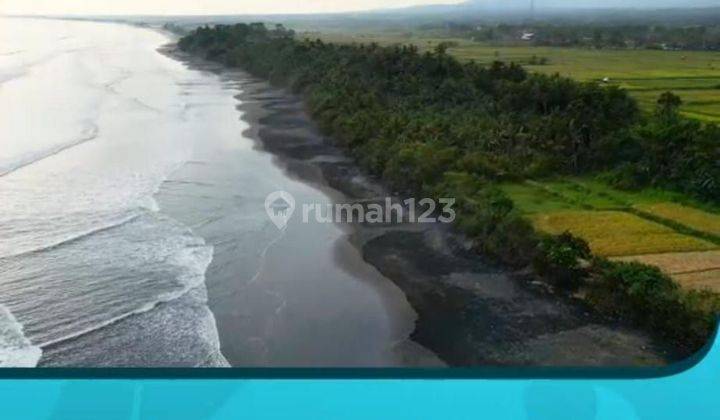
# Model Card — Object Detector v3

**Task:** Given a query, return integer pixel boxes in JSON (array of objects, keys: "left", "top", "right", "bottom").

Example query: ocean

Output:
[{"left": 0, "top": 17, "right": 430, "bottom": 367}]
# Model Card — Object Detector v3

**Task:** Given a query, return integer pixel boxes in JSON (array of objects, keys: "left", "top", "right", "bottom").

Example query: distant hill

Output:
[
  {"left": 90, "top": 1, "right": 720, "bottom": 33},
  {"left": 381, "top": 1, "right": 720, "bottom": 25},
  {"left": 463, "top": 0, "right": 720, "bottom": 9}
]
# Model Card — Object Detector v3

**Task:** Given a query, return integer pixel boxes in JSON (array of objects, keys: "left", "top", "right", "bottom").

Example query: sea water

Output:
[{"left": 0, "top": 17, "right": 434, "bottom": 368}]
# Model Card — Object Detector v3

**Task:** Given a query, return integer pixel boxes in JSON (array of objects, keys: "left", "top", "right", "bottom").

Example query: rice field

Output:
[
  {"left": 500, "top": 179, "right": 687, "bottom": 214},
  {"left": 497, "top": 183, "right": 577, "bottom": 214},
  {"left": 614, "top": 250, "right": 720, "bottom": 275},
  {"left": 675, "top": 270, "right": 720, "bottom": 292},
  {"left": 531, "top": 210, "right": 717, "bottom": 257},
  {"left": 615, "top": 251, "right": 720, "bottom": 292},
  {"left": 507, "top": 179, "right": 720, "bottom": 288},
  {"left": 525, "top": 180, "right": 626, "bottom": 210},
  {"left": 634, "top": 202, "right": 720, "bottom": 238}
]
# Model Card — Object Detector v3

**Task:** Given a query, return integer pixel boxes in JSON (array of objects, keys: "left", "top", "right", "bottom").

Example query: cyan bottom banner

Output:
[{"left": 1, "top": 331, "right": 718, "bottom": 419}]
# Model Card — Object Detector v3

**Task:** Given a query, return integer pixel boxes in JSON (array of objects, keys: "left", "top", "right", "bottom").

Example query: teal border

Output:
[
  {"left": 1, "top": 321, "right": 716, "bottom": 380},
  {"left": 1, "top": 321, "right": 718, "bottom": 419}
]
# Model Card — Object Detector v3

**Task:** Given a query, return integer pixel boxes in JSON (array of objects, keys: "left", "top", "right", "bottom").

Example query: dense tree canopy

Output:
[
  {"left": 180, "top": 24, "right": 636, "bottom": 177},
  {"left": 180, "top": 23, "right": 718, "bottom": 203}
]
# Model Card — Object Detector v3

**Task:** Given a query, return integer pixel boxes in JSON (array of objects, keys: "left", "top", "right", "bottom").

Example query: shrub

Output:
[
  {"left": 528, "top": 55, "right": 549, "bottom": 65},
  {"left": 587, "top": 260, "right": 719, "bottom": 352},
  {"left": 428, "top": 174, "right": 538, "bottom": 266},
  {"left": 534, "top": 232, "right": 592, "bottom": 290},
  {"left": 481, "top": 213, "right": 538, "bottom": 267},
  {"left": 599, "top": 163, "right": 649, "bottom": 191}
]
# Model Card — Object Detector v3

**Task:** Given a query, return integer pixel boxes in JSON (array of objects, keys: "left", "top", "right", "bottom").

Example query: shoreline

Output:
[
  {"left": 161, "top": 44, "right": 442, "bottom": 367},
  {"left": 166, "top": 44, "right": 675, "bottom": 367}
]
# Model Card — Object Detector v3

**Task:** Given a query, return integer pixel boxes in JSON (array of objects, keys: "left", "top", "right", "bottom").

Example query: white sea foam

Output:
[
  {"left": 0, "top": 212, "right": 141, "bottom": 260},
  {"left": 0, "top": 124, "right": 99, "bottom": 177},
  {"left": 138, "top": 196, "right": 161, "bottom": 212},
  {"left": 0, "top": 305, "right": 42, "bottom": 367},
  {"left": 37, "top": 244, "right": 214, "bottom": 346},
  {"left": 0, "top": 17, "right": 232, "bottom": 367}
]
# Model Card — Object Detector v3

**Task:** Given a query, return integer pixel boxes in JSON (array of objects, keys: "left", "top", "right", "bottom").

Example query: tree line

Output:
[{"left": 438, "top": 22, "right": 720, "bottom": 50}]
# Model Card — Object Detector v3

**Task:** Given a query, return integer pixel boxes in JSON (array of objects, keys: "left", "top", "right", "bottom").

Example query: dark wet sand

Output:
[
  {"left": 166, "top": 45, "right": 673, "bottom": 367},
  {"left": 161, "top": 45, "right": 443, "bottom": 367}
]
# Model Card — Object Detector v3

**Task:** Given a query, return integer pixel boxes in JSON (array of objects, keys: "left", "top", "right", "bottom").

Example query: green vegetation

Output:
[
  {"left": 436, "top": 22, "right": 720, "bottom": 51},
  {"left": 502, "top": 177, "right": 719, "bottom": 215},
  {"left": 534, "top": 232, "right": 592, "bottom": 291},
  {"left": 587, "top": 260, "right": 720, "bottom": 351},
  {"left": 179, "top": 23, "right": 720, "bottom": 354},
  {"left": 310, "top": 32, "right": 720, "bottom": 122},
  {"left": 456, "top": 47, "right": 720, "bottom": 122}
]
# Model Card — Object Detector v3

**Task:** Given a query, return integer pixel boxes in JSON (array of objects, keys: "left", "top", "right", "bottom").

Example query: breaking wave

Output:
[
  {"left": 39, "top": 243, "right": 215, "bottom": 349},
  {"left": 0, "top": 305, "right": 42, "bottom": 368},
  {"left": 0, "top": 124, "right": 99, "bottom": 178}
]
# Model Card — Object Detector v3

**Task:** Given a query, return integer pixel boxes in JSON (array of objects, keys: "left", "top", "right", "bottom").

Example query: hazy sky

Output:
[
  {"left": 1, "top": 0, "right": 716, "bottom": 16},
  {"left": 0, "top": 0, "right": 463, "bottom": 16}
]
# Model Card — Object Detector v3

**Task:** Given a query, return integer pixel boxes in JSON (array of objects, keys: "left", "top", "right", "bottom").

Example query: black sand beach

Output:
[{"left": 166, "top": 45, "right": 673, "bottom": 367}]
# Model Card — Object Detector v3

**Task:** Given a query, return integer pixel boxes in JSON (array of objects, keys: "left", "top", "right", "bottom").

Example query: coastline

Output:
[
  {"left": 160, "top": 44, "right": 443, "bottom": 367},
  {"left": 165, "top": 44, "right": 675, "bottom": 367}
]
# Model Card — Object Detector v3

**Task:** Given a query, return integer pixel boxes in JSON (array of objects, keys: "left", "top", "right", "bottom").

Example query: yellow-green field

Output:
[
  {"left": 307, "top": 32, "right": 720, "bottom": 122},
  {"left": 635, "top": 202, "right": 720, "bottom": 237},
  {"left": 501, "top": 179, "right": 720, "bottom": 290},
  {"left": 531, "top": 210, "right": 716, "bottom": 257}
]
